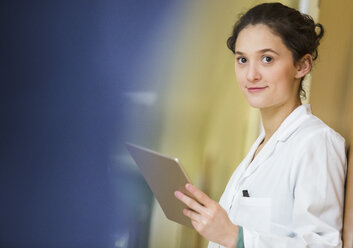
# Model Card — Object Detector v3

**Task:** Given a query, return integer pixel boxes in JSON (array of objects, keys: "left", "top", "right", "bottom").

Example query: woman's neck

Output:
[{"left": 260, "top": 99, "right": 302, "bottom": 144}]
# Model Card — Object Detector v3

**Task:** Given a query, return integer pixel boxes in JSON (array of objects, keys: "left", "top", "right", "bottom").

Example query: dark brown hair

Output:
[{"left": 227, "top": 2, "right": 324, "bottom": 99}]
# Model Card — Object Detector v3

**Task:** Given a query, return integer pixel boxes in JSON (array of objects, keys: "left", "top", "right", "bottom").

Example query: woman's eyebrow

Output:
[
  {"left": 260, "top": 48, "right": 280, "bottom": 55},
  {"left": 235, "top": 51, "right": 244, "bottom": 55},
  {"left": 234, "top": 49, "right": 280, "bottom": 56}
]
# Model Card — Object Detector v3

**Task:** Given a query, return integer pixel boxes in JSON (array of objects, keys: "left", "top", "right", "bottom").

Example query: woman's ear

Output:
[{"left": 295, "top": 54, "right": 313, "bottom": 79}]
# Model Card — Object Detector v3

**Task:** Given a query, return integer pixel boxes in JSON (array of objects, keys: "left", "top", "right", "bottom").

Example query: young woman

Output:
[{"left": 174, "top": 3, "right": 347, "bottom": 248}]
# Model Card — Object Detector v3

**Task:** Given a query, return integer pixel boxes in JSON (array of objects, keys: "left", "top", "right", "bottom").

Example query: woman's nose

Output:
[{"left": 246, "top": 63, "right": 261, "bottom": 82}]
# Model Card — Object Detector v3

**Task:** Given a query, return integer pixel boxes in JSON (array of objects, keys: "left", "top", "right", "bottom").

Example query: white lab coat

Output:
[{"left": 209, "top": 104, "right": 347, "bottom": 248}]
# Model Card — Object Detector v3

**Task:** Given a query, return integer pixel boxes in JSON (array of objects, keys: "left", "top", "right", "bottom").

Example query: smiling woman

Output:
[{"left": 175, "top": 3, "right": 347, "bottom": 248}]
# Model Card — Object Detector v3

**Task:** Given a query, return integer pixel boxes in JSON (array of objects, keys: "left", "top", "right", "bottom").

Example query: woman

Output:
[{"left": 174, "top": 2, "right": 347, "bottom": 248}]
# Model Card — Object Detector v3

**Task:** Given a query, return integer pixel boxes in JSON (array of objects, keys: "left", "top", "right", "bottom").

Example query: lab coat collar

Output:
[
  {"left": 272, "top": 104, "right": 312, "bottom": 142},
  {"left": 243, "top": 104, "right": 312, "bottom": 177}
]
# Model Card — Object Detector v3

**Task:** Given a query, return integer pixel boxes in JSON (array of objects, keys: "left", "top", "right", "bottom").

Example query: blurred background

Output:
[{"left": 1, "top": 0, "right": 352, "bottom": 248}]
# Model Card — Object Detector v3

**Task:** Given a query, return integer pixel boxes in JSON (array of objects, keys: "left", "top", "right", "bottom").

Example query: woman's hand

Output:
[{"left": 174, "top": 183, "right": 238, "bottom": 248}]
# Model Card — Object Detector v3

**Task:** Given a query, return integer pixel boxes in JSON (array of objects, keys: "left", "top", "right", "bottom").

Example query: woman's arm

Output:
[{"left": 175, "top": 183, "right": 238, "bottom": 248}]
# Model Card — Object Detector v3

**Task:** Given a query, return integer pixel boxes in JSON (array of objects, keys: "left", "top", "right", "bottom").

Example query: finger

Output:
[
  {"left": 175, "top": 191, "right": 207, "bottom": 215},
  {"left": 185, "top": 184, "right": 213, "bottom": 207},
  {"left": 183, "top": 208, "right": 204, "bottom": 223},
  {"left": 191, "top": 220, "right": 201, "bottom": 231}
]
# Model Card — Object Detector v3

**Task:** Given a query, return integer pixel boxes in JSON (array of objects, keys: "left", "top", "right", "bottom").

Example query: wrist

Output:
[{"left": 223, "top": 224, "right": 239, "bottom": 248}]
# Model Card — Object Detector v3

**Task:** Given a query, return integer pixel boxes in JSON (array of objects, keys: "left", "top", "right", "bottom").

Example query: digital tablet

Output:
[{"left": 125, "top": 143, "right": 194, "bottom": 228}]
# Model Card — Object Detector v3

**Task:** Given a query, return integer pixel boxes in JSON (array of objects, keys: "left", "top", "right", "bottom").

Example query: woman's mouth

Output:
[{"left": 247, "top": 86, "right": 268, "bottom": 93}]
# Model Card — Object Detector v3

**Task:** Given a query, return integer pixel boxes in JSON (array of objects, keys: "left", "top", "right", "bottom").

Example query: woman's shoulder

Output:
[
  {"left": 288, "top": 112, "right": 347, "bottom": 175},
  {"left": 296, "top": 112, "right": 345, "bottom": 146}
]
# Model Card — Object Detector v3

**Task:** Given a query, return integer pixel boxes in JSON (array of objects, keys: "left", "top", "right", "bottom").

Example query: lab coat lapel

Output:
[
  {"left": 242, "top": 131, "right": 266, "bottom": 170},
  {"left": 220, "top": 132, "right": 266, "bottom": 209},
  {"left": 243, "top": 133, "right": 278, "bottom": 178}
]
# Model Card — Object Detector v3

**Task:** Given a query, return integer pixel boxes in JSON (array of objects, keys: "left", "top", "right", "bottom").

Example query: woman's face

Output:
[{"left": 234, "top": 24, "right": 301, "bottom": 110}]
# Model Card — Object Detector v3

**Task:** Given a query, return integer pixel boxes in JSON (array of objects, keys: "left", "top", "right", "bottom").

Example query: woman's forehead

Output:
[{"left": 235, "top": 24, "right": 287, "bottom": 53}]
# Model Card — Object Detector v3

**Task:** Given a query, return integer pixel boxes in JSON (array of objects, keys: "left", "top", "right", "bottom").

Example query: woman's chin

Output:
[{"left": 246, "top": 100, "right": 269, "bottom": 109}]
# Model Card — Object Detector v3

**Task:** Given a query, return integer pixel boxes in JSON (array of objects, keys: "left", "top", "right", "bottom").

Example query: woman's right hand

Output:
[{"left": 174, "top": 183, "right": 238, "bottom": 248}]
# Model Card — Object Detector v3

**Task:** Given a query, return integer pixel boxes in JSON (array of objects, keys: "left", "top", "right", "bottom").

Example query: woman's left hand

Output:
[{"left": 174, "top": 183, "right": 238, "bottom": 248}]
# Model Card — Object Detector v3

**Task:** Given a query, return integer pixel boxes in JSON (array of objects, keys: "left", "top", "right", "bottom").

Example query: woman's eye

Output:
[
  {"left": 237, "top": 57, "right": 247, "bottom": 64},
  {"left": 262, "top": 56, "right": 273, "bottom": 63}
]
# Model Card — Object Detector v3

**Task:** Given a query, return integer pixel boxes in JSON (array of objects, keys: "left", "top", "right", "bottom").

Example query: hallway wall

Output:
[{"left": 309, "top": 1, "right": 353, "bottom": 247}]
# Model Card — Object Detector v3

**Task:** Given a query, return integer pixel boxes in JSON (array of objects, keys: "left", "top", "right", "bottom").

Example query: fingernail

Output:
[
  {"left": 174, "top": 191, "right": 181, "bottom": 198},
  {"left": 186, "top": 183, "right": 192, "bottom": 190}
]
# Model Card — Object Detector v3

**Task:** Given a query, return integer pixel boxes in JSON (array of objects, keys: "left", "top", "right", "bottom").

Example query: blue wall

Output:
[{"left": 0, "top": 1, "right": 175, "bottom": 247}]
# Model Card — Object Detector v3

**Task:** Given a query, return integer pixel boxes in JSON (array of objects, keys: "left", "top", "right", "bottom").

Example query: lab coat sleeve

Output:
[{"left": 242, "top": 128, "right": 347, "bottom": 248}]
